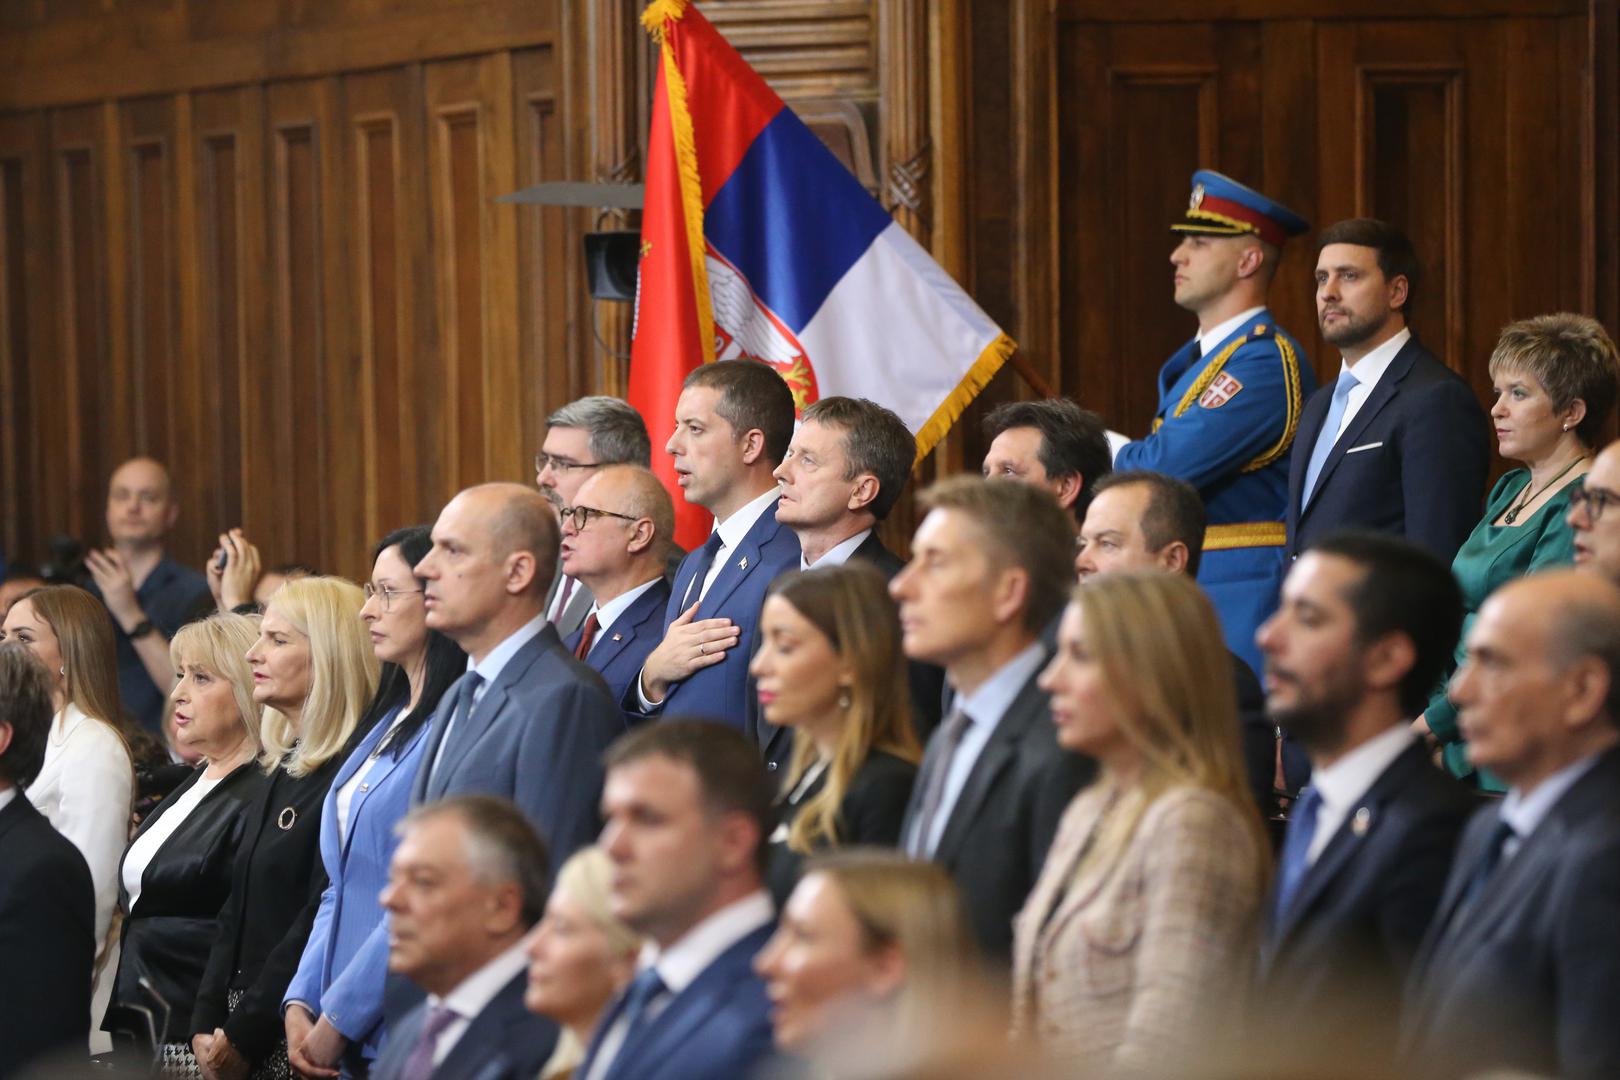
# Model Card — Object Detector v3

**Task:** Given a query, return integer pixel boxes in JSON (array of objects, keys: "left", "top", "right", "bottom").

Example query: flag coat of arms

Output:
[{"left": 633, "top": 0, "right": 1015, "bottom": 548}]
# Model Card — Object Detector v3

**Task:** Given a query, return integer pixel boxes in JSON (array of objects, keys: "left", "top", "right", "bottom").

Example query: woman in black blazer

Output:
[
  {"left": 105, "top": 613, "right": 266, "bottom": 1069},
  {"left": 750, "top": 564, "right": 920, "bottom": 906},
  {"left": 190, "top": 578, "right": 377, "bottom": 1080}
]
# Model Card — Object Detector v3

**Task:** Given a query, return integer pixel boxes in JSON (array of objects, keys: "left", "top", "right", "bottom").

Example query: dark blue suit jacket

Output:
[
  {"left": 578, "top": 923, "right": 778, "bottom": 1080},
  {"left": 1287, "top": 335, "right": 1490, "bottom": 561},
  {"left": 1257, "top": 741, "right": 1471, "bottom": 1064},
  {"left": 413, "top": 623, "right": 621, "bottom": 865},
  {"left": 566, "top": 578, "right": 672, "bottom": 716},
  {"left": 371, "top": 971, "right": 557, "bottom": 1080},
  {"left": 1401, "top": 747, "right": 1620, "bottom": 1079},
  {"left": 624, "top": 500, "right": 800, "bottom": 731}
]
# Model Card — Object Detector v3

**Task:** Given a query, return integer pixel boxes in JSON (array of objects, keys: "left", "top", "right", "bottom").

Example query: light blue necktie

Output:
[
  {"left": 1271, "top": 785, "right": 1322, "bottom": 930},
  {"left": 1301, "top": 370, "right": 1359, "bottom": 506}
]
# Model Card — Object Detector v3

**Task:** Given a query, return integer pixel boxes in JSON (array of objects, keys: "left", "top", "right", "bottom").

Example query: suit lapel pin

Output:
[
  {"left": 738, "top": 556, "right": 749, "bottom": 570},
  {"left": 611, "top": 633, "right": 623, "bottom": 642},
  {"left": 1351, "top": 806, "right": 1372, "bottom": 836}
]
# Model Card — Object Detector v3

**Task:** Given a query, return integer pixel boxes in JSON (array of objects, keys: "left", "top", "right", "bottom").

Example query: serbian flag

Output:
[{"left": 632, "top": 0, "right": 1015, "bottom": 550}]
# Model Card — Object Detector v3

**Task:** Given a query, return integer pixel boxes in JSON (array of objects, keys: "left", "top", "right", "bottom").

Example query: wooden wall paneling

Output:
[
  {"left": 170, "top": 91, "right": 208, "bottom": 567},
  {"left": 0, "top": 111, "right": 52, "bottom": 561},
  {"left": 50, "top": 105, "right": 109, "bottom": 541},
  {"left": 1592, "top": 0, "right": 1620, "bottom": 331},
  {"left": 1258, "top": 19, "right": 1318, "bottom": 375},
  {"left": 192, "top": 86, "right": 268, "bottom": 563},
  {"left": 425, "top": 54, "right": 524, "bottom": 494},
  {"left": 346, "top": 66, "right": 423, "bottom": 548}
]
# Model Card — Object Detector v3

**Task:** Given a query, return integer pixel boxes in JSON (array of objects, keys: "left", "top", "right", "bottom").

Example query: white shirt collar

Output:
[
  {"left": 637, "top": 890, "right": 773, "bottom": 996},
  {"left": 1337, "top": 326, "right": 1411, "bottom": 389},
  {"left": 954, "top": 641, "right": 1048, "bottom": 732},
  {"left": 431, "top": 936, "right": 530, "bottom": 1019},
  {"left": 801, "top": 528, "right": 872, "bottom": 571},
  {"left": 1196, "top": 306, "right": 1265, "bottom": 357},
  {"left": 1311, "top": 724, "right": 1415, "bottom": 818},
  {"left": 1501, "top": 751, "right": 1605, "bottom": 842},
  {"left": 710, "top": 487, "right": 781, "bottom": 554},
  {"left": 591, "top": 577, "right": 663, "bottom": 634},
  {"left": 467, "top": 612, "right": 549, "bottom": 682},
  {"left": 0, "top": 787, "right": 14, "bottom": 813}
]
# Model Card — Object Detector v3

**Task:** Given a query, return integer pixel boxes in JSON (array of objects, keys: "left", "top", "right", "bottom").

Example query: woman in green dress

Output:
[{"left": 1416, "top": 313, "right": 1620, "bottom": 789}]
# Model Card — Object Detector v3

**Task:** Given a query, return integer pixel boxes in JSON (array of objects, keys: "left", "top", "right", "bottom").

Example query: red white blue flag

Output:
[{"left": 632, "top": 0, "right": 1015, "bottom": 549}]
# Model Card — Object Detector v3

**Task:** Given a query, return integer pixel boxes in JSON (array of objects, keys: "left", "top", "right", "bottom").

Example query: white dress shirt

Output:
[
  {"left": 584, "top": 577, "right": 663, "bottom": 654},
  {"left": 427, "top": 937, "right": 531, "bottom": 1065},
  {"left": 1324, "top": 327, "right": 1411, "bottom": 445},
  {"left": 911, "top": 642, "right": 1048, "bottom": 858},
  {"left": 1499, "top": 751, "right": 1605, "bottom": 862},
  {"left": 430, "top": 613, "right": 549, "bottom": 778},
  {"left": 1300, "top": 724, "right": 1416, "bottom": 864},
  {"left": 333, "top": 707, "right": 406, "bottom": 845},
  {"left": 799, "top": 528, "right": 871, "bottom": 571},
  {"left": 0, "top": 787, "right": 15, "bottom": 813},
  {"left": 584, "top": 890, "right": 774, "bottom": 1080},
  {"left": 27, "top": 702, "right": 134, "bottom": 1054},
  {"left": 122, "top": 771, "right": 220, "bottom": 909},
  {"left": 1196, "top": 305, "right": 1266, "bottom": 358}
]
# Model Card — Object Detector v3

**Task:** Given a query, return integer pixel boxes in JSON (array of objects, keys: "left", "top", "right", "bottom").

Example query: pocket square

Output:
[{"left": 1345, "top": 441, "right": 1384, "bottom": 454}]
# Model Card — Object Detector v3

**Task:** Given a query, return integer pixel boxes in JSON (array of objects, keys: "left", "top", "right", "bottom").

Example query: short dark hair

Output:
[
  {"left": 982, "top": 399, "right": 1113, "bottom": 522},
  {"left": 1090, "top": 470, "right": 1208, "bottom": 577},
  {"left": 1315, "top": 218, "right": 1420, "bottom": 313},
  {"left": 400, "top": 795, "right": 552, "bottom": 926},
  {"left": 801, "top": 397, "right": 916, "bottom": 520},
  {"left": 683, "top": 361, "right": 797, "bottom": 466},
  {"left": 0, "top": 643, "right": 56, "bottom": 788},
  {"left": 919, "top": 476, "right": 1076, "bottom": 633},
  {"left": 1305, "top": 531, "right": 1464, "bottom": 715},
  {"left": 603, "top": 720, "right": 775, "bottom": 870},
  {"left": 545, "top": 396, "right": 653, "bottom": 467}
]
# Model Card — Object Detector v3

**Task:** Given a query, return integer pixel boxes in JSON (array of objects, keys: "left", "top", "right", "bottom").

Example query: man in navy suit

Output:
[
  {"left": 0, "top": 644, "right": 95, "bottom": 1078},
  {"left": 1402, "top": 571, "right": 1620, "bottom": 1079},
  {"left": 412, "top": 483, "right": 623, "bottom": 864},
  {"left": 536, "top": 396, "right": 655, "bottom": 636},
  {"left": 1252, "top": 532, "right": 1472, "bottom": 1070},
  {"left": 981, "top": 398, "right": 1112, "bottom": 526},
  {"left": 893, "top": 478, "right": 1094, "bottom": 959},
  {"left": 372, "top": 796, "right": 556, "bottom": 1080},
  {"left": 764, "top": 395, "right": 944, "bottom": 756},
  {"left": 630, "top": 360, "right": 800, "bottom": 732},
  {"left": 1287, "top": 219, "right": 1490, "bottom": 561},
  {"left": 560, "top": 465, "right": 675, "bottom": 710},
  {"left": 579, "top": 722, "right": 779, "bottom": 1080}
]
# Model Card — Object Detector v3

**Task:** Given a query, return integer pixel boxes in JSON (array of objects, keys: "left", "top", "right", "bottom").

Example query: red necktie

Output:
[{"left": 575, "top": 612, "right": 600, "bottom": 659}]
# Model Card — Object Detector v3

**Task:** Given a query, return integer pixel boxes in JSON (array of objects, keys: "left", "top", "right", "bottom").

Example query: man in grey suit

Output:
[
  {"left": 536, "top": 396, "right": 655, "bottom": 636},
  {"left": 412, "top": 483, "right": 623, "bottom": 864},
  {"left": 892, "top": 477, "right": 1094, "bottom": 960},
  {"left": 1401, "top": 571, "right": 1620, "bottom": 1079},
  {"left": 373, "top": 796, "right": 556, "bottom": 1080}
]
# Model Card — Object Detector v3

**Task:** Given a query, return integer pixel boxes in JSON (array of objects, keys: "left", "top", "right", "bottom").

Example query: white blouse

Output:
[
  {"left": 26, "top": 701, "right": 135, "bottom": 1053},
  {"left": 121, "top": 772, "right": 221, "bottom": 910}
]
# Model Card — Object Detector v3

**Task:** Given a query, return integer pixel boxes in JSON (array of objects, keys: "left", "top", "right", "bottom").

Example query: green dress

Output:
[{"left": 1424, "top": 468, "right": 1581, "bottom": 790}]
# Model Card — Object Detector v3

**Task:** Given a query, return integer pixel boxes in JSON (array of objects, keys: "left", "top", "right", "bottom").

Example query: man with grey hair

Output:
[
  {"left": 372, "top": 796, "right": 557, "bottom": 1080},
  {"left": 536, "top": 396, "right": 654, "bottom": 635},
  {"left": 560, "top": 465, "right": 676, "bottom": 707},
  {"left": 1402, "top": 570, "right": 1620, "bottom": 1079}
]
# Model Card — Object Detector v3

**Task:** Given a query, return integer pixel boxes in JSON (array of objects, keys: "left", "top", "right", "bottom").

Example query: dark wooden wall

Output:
[{"left": 2, "top": 0, "right": 1615, "bottom": 579}]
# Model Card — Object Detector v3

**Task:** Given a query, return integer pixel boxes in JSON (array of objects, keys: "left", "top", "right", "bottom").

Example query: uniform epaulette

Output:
[{"left": 1249, "top": 323, "right": 1272, "bottom": 339}]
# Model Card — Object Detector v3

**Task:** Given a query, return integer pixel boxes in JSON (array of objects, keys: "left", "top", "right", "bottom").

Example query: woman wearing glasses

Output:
[
  {"left": 1414, "top": 314, "right": 1620, "bottom": 790},
  {"left": 282, "top": 528, "right": 467, "bottom": 1078}
]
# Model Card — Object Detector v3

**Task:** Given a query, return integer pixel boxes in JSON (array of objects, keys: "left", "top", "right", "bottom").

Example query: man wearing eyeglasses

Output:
[
  {"left": 1570, "top": 441, "right": 1620, "bottom": 583},
  {"left": 558, "top": 466, "right": 676, "bottom": 709},
  {"left": 535, "top": 397, "right": 654, "bottom": 636}
]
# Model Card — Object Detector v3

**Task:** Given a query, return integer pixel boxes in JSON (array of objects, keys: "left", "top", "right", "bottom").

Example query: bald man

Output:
[
  {"left": 557, "top": 466, "right": 675, "bottom": 710},
  {"left": 411, "top": 483, "right": 622, "bottom": 865},
  {"left": 85, "top": 457, "right": 212, "bottom": 732},
  {"left": 1402, "top": 571, "right": 1620, "bottom": 1079}
]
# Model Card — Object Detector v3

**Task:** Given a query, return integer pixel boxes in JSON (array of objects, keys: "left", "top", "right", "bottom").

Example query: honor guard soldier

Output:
[{"left": 1115, "top": 170, "right": 1314, "bottom": 677}]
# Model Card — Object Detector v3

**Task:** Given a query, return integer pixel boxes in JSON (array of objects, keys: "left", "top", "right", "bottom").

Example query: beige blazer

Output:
[{"left": 1012, "top": 780, "right": 1265, "bottom": 1074}]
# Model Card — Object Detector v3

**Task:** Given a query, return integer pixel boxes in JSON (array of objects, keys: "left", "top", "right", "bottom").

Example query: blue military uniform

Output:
[{"left": 1115, "top": 171, "right": 1314, "bottom": 681}]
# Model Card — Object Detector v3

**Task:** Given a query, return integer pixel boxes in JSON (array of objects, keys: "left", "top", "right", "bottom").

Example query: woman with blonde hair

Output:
[
  {"left": 524, "top": 847, "right": 643, "bottom": 1080},
  {"left": 1012, "top": 572, "right": 1269, "bottom": 1075},
  {"left": 748, "top": 563, "right": 921, "bottom": 904},
  {"left": 190, "top": 577, "right": 377, "bottom": 1080},
  {"left": 1, "top": 583, "right": 137, "bottom": 1053},
  {"left": 106, "top": 612, "right": 268, "bottom": 1072},
  {"left": 755, "top": 849, "right": 985, "bottom": 1073}
]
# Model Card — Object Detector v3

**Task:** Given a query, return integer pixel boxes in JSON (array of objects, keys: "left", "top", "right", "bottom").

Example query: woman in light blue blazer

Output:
[{"left": 282, "top": 527, "right": 467, "bottom": 1077}]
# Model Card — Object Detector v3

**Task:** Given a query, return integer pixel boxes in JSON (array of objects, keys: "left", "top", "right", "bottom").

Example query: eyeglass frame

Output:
[
  {"left": 559, "top": 504, "right": 643, "bottom": 532},
  {"left": 1570, "top": 482, "right": 1620, "bottom": 522},
  {"left": 362, "top": 583, "right": 425, "bottom": 611},
  {"left": 534, "top": 452, "right": 605, "bottom": 476}
]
